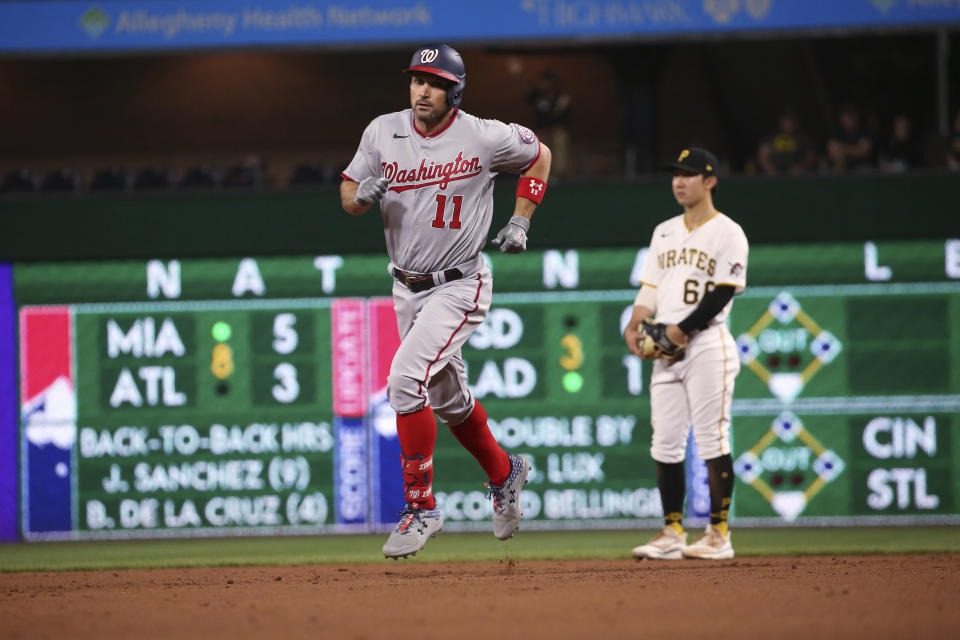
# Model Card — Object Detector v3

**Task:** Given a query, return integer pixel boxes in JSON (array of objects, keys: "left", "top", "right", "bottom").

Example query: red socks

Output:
[
  {"left": 449, "top": 401, "right": 510, "bottom": 485},
  {"left": 396, "top": 406, "right": 438, "bottom": 509},
  {"left": 396, "top": 401, "right": 510, "bottom": 510}
]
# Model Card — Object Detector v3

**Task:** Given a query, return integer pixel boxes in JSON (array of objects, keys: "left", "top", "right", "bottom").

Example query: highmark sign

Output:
[{"left": 1, "top": 1, "right": 959, "bottom": 53}]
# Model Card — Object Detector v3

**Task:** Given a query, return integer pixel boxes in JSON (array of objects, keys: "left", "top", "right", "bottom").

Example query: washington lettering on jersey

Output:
[
  {"left": 382, "top": 151, "right": 482, "bottom": 192},
  {"left": 343, "top": 108, "right": 539, "bottom": 273},
  {"left": 656, "top": 248, "right": 717, "bottom": 276}
]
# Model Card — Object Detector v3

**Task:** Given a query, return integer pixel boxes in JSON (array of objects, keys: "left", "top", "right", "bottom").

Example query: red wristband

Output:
[{"left": 516, "top": 176, "right": 547, "bottom": 204}]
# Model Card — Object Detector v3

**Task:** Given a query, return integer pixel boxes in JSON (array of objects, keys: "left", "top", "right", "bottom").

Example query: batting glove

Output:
[
  {"left": 355, "top": 177, "right": 389, "bottom": 205},
  {"left": 492, "top": 216, "right": 530, "bottom": 253}
]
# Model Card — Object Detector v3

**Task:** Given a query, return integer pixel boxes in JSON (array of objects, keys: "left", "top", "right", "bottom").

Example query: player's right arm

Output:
[
  {"left": 624, "top": 293, "right": 656, "bottom": 359},
  {"left": 624, "top": 228, "right": 665, "bottom": 358},
  {"left": 340, "top": 119, "right": 385, "bottom": 216},
  {"left": 340, "top": 180, "right": 372, "bottom": 216}
]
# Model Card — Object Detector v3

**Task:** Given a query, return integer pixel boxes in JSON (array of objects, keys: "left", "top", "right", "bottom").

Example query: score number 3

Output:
[
  {"left": 432, "top": 194, "right": 463, "bottom": 229},
  {"left": 272, "top": 313, "right": 300, "bottom": 403}
]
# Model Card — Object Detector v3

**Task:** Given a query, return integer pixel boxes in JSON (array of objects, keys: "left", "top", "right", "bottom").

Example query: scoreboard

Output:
[
  {"left": 19, "top": 301, "right": 337, "bottom": 537},
  {"left": 5, "top": 238, "right": 960, "bottom": 540}
]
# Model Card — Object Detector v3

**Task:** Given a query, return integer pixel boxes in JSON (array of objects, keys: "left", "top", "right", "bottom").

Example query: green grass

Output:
[{"left": 1, "top": 526, "right": 958, "bottom": 572}]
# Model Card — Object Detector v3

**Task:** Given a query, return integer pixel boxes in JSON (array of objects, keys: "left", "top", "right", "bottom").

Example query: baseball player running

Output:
[
  {"left": 624, "top": 148, "right": 748, "bottom": 560},
  {"left": 340, "top": 44, "right": 552, "bottom": 559}
]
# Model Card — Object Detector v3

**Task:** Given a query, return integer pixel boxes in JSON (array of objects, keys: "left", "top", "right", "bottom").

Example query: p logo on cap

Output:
[{"left": 665, "top": 147, "right": 718, "bottom": 177}]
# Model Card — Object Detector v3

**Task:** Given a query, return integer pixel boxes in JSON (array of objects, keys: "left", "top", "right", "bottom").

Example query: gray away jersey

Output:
[{"left": 343, "top": 108, "right": 541, "bottom": 274}]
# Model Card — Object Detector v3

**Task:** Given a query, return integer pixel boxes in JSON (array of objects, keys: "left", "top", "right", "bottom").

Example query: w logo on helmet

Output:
[{"left": 405, "top": 45, "right": 466, "bottom": 108}]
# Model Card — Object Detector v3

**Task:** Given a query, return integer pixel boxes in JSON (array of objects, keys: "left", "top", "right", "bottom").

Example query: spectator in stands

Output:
[
  {"left": 528, "top": 70, "right": 572, "bottom": 180},
  {"left": 946, "top": 108, "right": 960, "bottom": 172},
  {"left": 826, "top": 103, "right": 874, "bottom": 173},
  {"left": 878, "top": 114, "right": 924, "bottom": 173},
  {"left": 756, "top": 107, "right": 817, "bottom": 175}
]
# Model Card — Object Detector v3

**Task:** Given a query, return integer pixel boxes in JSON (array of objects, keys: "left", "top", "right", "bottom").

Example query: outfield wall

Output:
[
  {"left": 3, "top": 240, "right": 959, "bottom": 540},
  {"left": 1, "top": 173, "right": 958, "bottom": 262}
]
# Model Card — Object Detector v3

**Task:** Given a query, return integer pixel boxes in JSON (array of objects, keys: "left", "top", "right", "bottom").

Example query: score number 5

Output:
[{"left": 272, "top": 313, "right": 299, "bottom": 403}]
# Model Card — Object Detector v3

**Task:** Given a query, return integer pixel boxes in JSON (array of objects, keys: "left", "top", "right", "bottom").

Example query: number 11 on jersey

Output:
[{"left": 432, "top": 193, "right": 463, "bottom": 229}]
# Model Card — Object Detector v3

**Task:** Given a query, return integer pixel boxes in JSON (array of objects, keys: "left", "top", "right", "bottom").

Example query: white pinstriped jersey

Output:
[
  {"left": 343, "top": 108, "right": 540, "bottom": 274},
  {"left": 638, "top": 212, "right": 749, "bottom": 327}
]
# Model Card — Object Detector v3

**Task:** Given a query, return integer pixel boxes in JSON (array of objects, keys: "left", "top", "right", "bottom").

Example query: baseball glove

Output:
[{"left": 638, "top": 320, "right": 686, "bottom": 362}]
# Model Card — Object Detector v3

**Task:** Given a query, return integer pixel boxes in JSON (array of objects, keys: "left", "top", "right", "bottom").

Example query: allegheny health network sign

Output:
[{"left": 0, "top": 1, "right": 958, "bottom": 53}]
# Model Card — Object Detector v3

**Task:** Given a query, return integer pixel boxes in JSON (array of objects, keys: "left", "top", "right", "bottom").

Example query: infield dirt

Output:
[{"left": 2, "top": 554, "right": 958, "bottom": 639}]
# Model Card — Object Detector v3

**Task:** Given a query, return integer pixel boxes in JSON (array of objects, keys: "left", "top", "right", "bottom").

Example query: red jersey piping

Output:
[
  {"left": 520, "top": 134, "right": 542, "bottom": 172},
  {"left": 412, "top": 109, "right": 458, "bottom": 138},
  {"left": 417, "top": 273, "right": 483, "bottom": 397}
]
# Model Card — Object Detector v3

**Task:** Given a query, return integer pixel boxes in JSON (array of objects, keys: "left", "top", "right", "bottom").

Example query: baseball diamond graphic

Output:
[
  {"left": 736, "top": 291, "right": 842, "bottom": 402},
  {"left": 733, "top": 412, "right": 845, "bottom": 521}
]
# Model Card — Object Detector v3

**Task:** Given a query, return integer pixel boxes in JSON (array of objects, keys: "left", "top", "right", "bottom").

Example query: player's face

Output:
[
  {"left": 410, "top": 73, "right": 451, "bottom": 126},
  {"left": 672, "top": 170, "right": 711, "bottom": 207}
]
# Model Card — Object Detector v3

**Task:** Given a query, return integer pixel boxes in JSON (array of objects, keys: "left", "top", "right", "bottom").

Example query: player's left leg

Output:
[
  {"left": 704, "top": 453, "right": 734, "bottom": 537},
  {"left": 430, "top": 357, "right": 510, "bottom": 484},
  {"left": 430, "top": 351, "right": 528, "bottom": 540},
  {"left": 681, "top": 329, "right": 740, "bottom": 560}
]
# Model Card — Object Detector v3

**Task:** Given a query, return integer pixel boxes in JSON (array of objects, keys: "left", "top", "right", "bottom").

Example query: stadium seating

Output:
[
  {"left": 1, "top": 169, "right": 37, "bottom": 194},
  {"left": 90, "top": 167, "right": 129, "bottom": 192},
  {"left": 39, "top": 168, "right": 81, "bottom": 194},
  {"left": 179, "top": 165, "right": 218, "bottom": 189},
  {"left": 1, "top": 158, "right": 345, "bottom": 197},
  {"left": 133, "top": 166, "right": 174, "bottom": 190},
  {"left": 288, "top": 162, "right": 327, "bottom": 187},
  {"left": 221, "top": 158, "right": 263, "bottom": 188}
]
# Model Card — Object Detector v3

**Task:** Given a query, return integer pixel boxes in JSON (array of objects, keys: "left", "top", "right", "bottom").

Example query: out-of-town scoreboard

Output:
[{"left": 9, "top": 239, "right": 960, "bottom": 539}]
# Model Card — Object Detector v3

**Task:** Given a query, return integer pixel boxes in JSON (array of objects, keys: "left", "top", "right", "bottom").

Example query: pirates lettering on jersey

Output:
[
  {"left": 657, "top": 248, "right": 716, "bottom": 276},
  {"left": 383, "top": 151, "right": 483, "bottom": 192}
]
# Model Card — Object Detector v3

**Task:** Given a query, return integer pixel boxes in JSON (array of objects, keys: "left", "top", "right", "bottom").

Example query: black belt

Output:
[{"left": 392, "top": 267, "right": 463, "bottom": 293}]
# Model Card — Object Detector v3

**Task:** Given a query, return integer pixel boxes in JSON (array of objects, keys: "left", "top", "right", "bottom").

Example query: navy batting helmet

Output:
[{"left": 404, "top": 44, "right": 466, "bottom": 109}]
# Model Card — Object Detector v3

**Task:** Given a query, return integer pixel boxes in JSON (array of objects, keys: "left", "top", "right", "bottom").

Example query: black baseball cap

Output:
[{"left": 665, "top": 147, "right": 718, "bottom": 177}]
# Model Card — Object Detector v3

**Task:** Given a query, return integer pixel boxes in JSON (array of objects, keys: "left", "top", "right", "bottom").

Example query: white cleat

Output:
[
  {"left": 682, "top": 524, "right": 735, "bottom": 560},
  {"left": 632, "top": 526, "right": 688, "bottom": 560},
  {"left": 488, "top": 453, "right": 530, "bottom": 540},
  {"left": 382, "top": 505, "right": 443, "bottom": 559}
]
